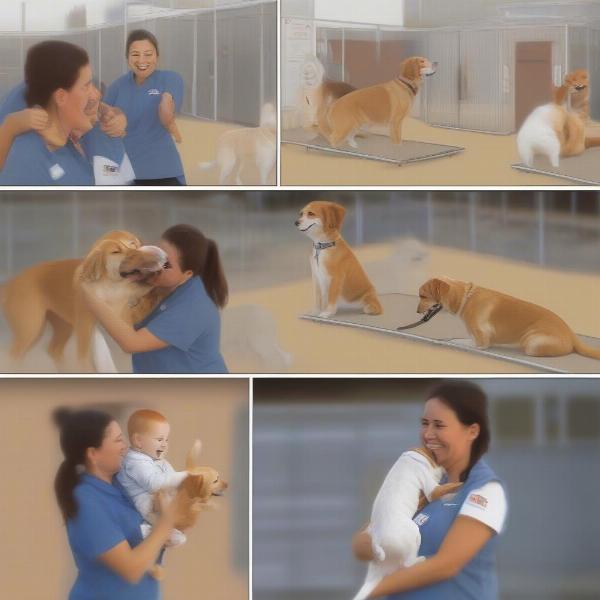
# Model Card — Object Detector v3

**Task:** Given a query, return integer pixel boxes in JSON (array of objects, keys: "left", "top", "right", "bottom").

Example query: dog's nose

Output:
[{"left": 294, "top": 220, "right": 300, "bottom": 226}]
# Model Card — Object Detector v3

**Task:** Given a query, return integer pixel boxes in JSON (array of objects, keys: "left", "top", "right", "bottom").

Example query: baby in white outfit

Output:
[{"left": 117, "top": 409, "right": 188, "bottom": 547}]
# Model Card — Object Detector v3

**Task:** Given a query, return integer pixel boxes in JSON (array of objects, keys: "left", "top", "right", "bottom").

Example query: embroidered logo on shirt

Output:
[
  {"left": 414, "top": 514, "right": 429, "bottom": 526},
  {"left": 467, "top": 493, "right": 488, "bottom": 508},
  {"left": 148, "top": 88, "right": 161, "bottom": 95},
  {"left": 49, "top": 163, "right": 66, "bottom": 180}
]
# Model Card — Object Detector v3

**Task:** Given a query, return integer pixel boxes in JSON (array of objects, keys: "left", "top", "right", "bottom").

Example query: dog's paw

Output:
[
  {"left": 318, "top": 310, "right": 335, "bottom": 318},
  {"left": 347, "top": 137, "right": 358, "bottom": 149}
]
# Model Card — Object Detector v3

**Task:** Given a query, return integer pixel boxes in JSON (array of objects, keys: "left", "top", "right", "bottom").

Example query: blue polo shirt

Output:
[
  {"left": 104, "top": 70, "right": 185, "bottom": 183},
  {"left": 67, "top": 474, "right": 159, "bottom": 600},
  {"left": 0, "top": 82, "right": 134, "bottom": 185},
  {"left": 132, "top": 276, "right": 228, "bottom": 374}
]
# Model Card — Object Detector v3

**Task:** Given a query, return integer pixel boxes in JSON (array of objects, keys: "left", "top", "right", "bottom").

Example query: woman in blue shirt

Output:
[
  {"left": 353, "top": 381, "right": 508, "bottom": 600},
  {"left": 53, "top": 407, "right": 183, "bottom": 600},
  {"left": 104, "top": 29, "right": 186, "bottom": 185},
  {"left": 82, "top": 224, "right": 229, "bottom": 374},
  {"left": 0, "top": 40, "right": 97, "bottom": 185}
]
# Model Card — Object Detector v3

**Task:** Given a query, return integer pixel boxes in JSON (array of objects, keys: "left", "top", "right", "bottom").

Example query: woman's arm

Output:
[
  {"left": 98, "top": 490, "right": 185, "bottom": 584},
  {"left": 0, "top": 108, "right": 49, "bottom": 169},
  {"left": 368, "top": 516, "right": 495, "bottom": 598},
  {"left": 80, "top": 283, "right": 168, "bottom": 354}
]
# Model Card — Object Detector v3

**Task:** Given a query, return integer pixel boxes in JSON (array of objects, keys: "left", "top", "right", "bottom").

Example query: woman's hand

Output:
[
  {"left": 6, "top": 107, "right": 49, "bottom": 135},
  {"left": 352, "top": 526, "right": 375, "bottom": 561},
  {"left": 99, "top": 103, "right": 127, "bottom": 137}
]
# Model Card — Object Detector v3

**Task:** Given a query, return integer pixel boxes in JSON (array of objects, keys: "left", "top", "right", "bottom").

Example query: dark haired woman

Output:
[
  {"left": 0, "top": 40, "right": 96, "bottom": 184},
  {"left": 353, "top": 380, "right": 507, "bottom": 599},
  {"left": 54, "top": 408, "right": 183, "bottom": 599},
  {"left": 103, "top": 29, "right": 186, "bottom": 185},
  {"left": 81, "top": 224, "right": 228, "bottom": 374}
]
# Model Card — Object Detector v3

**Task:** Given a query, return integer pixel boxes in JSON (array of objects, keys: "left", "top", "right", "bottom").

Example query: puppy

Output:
[
  {"left": 353, "top": 448, "right": 461, "bottom": 600},
  {"left": 1, "top": 231, "right": 165, "bottom": 371},
  {"left": 554, "top": 69, "right": 590, "bottom": 122},
  {"left": 517, "top": 86, "right": 600, "bottom": 167},
  {"left": 318, "top": 57, "right": 437, "bottom": 148},
  {"left": 199, "top": 102, "right": 276, "bottom": 185},
  {"left": 417, "top": 277, "right": 600, "bottom": 359},
  {"left": 294, "top": 201, "right": 382, "bottom": 318}
]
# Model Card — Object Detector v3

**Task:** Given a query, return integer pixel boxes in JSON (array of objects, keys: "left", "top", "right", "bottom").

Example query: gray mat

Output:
[
  {"left": 283, "top": 128, "right": 463, "bottom": 165},
  {"left": 512, "top": 147, "right": 600, "bottom": 185},
  {"left": 300, "top": 293, "right": 600, "bottom": 373}
]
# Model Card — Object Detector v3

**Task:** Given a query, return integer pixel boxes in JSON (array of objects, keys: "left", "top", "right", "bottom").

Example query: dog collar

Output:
[
  {"left": 313, "top": 240, "right": 336, "bottom": 264},
  {"left": 457, "top": 282, "right": 476, "bottom": 316},
  {"left": 395, "top": 76, "right": 418, "bottom": 96}
]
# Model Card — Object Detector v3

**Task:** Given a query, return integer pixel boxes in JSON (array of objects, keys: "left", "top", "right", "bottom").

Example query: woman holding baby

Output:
[
  {"left": 353, "top": 381, "right": 507, "bottom": 599},
  {"left": 53, "top": 407, "right": 185, "bottom": 600}
]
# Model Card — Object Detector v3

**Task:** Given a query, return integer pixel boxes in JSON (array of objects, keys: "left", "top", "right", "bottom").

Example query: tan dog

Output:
[
  {"left": 199, "top": 102, "right": 276, "bottom": 184},
  {"left": 1, "top": 231, "right": 166, "bottom": 371},
  {"left": 318, "top": 57, "right": 437, "bottom": 148},
  {"left": 294, "top": 201, "right": 382, "bottom": 318},
  {"left": 554, "top": 69, "right": 590, "bottom": 122},
  {"left": 417, "top": 277, "right": 600, "bottom": 359}
]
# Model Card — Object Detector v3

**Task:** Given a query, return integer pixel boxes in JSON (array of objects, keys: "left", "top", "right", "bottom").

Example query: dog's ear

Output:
[
  {"left": 323, "top": 202, "right": 346, "bottom": 231},
  {"left": 420, "top": 277, "right": 450, "bottom": 301},
  {"left": 80, "top": 240, "right": 120, "bottom": 282},
  {"left": 402, "top": 57, "right": 421, "bottom": 81}
]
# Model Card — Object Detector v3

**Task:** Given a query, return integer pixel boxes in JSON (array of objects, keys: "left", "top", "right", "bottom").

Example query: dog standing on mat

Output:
[
  {"left": 353, "top": 447, "right": 462, "bottom": 600},
  {"left": 295, "top": 201, "right": 382, "bottom": 318}
]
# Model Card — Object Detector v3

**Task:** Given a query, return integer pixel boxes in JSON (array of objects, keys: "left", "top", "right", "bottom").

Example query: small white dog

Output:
[
  {"left": 516, "top": 104, "right": 562, "bottom": 167},
  {"left": 353, "top": 448, "right": 461, "bottom": 600},
  {"left": 199, "top": 102, "right": 276, "bottom": 185}
]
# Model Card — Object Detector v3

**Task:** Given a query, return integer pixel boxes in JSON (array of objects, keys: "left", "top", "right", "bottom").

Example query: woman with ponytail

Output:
[
  {"left": 352, "top": 381, "right": 508, "bottom": 600},
  {"left": 81, "top": 223, "right": 228, "bottom": 373},
  {"left": 54, "top": 408, "right": 184, "bottom": 599}
]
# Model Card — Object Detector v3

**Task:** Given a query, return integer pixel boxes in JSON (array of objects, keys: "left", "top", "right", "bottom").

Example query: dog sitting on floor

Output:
[
  {"left": 417, "top": 276, "right": 600, "bottom": 359},
  {"left": 199, "top": 102, "right": 276, "bottom": 185},
  {"left": 294, "top": 200, "right": 383, "bottom": 318},
  {"left": 318, "top": 56, "right": 437, "bottom": 148},
  {"left": 353, "top": 447, "right": 462, "bottom": 600}
]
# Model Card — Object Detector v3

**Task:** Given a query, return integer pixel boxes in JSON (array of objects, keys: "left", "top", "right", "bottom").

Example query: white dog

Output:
[
  {"left": 353, "top": 448, "right": 460, "bottom": 600},
  {"left": 516, "top": 104, "right": 562, "bottom": 167},
  {"left": 199, "top": 102, "right": 276, "bottom": 185}
]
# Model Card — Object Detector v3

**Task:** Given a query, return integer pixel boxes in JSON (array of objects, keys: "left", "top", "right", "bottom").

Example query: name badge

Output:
[
  {"left": 49, "top": 163, "right": 65, "bottom": 180},
  {"left": 148, "top": 88, "right": 161, "bottom": 95},
  {"left": 102, "top": 163, "right": 119, "bottom": 175}
]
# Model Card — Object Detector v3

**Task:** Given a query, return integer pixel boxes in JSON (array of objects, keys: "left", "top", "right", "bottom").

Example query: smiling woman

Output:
[{"left": 103, "top": 29, "right": 186, "bottom": 185}]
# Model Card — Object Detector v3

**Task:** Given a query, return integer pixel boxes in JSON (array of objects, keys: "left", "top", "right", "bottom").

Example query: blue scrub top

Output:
[
  {"left": 104, "top": 70, "right": 185, "bottom": 183},
  {"left": 389, "top": 459, "right": 504, "bottom": 600},
  {"left": 66, "top": 473, "right": 160, "bottom": 600},
  {"left": 132, "top": 276, "right": 228, "bottom": 374},
  {"left": 0, "top": 82, "right": 133, "bottom": 185}
]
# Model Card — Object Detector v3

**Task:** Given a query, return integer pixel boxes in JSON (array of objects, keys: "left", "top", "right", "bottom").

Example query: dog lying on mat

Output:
[
  {"left": 294, "top": 200, "right": 382, "bottom": 318},
  {"left": 1, "top": 231, "right": 166, "bottom": 371},
  {"left": 353, "top": 447, "right": 461, "bottom": 600},
  {"left": 417, "top": 277, "right": 600, "bottom": 359},
  {"left": 318, "top": 56, "right": 437, "bottom": 148}
]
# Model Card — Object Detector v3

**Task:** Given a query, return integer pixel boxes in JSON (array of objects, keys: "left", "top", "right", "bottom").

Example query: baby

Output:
[{"left": 117, "top": 409, "right": 189, "bottom": 547}]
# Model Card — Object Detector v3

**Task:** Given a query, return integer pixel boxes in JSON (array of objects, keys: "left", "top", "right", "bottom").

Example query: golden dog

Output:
[
  {"left": 554, "top": 69, "right": 590, "bottom": 122},
  {"left": 417, "top": 277, "right": 600, "bottom": 359},
  {"left": 1, "top": 231, "right": 166, "bottom": 371},
  {"left": 295, "top": 201, "right": 382, "bottom": 318},
  {"left": 318, "top": 56, "right": 437, "bottom": 148}
]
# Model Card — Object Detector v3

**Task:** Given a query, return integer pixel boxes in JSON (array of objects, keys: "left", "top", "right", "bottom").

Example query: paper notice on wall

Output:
[{"left": 282, "top": 18, "right": 315, "bottom": 107}]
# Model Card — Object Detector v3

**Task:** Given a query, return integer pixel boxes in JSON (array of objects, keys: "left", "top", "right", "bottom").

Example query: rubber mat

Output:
[
  {"left": 300, "top": 293, "right": 600, "bottom": 373},
  {"left": 512, "top": 147, "right": 600, "bottom": 185},
  {"left": 283, "top": 128, "right": 463, "bottom": 165}
]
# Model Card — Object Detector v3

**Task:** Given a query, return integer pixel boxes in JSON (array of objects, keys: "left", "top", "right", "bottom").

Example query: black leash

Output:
[{"left": 396, "top": 303, "right": 443, "bottom": 331}]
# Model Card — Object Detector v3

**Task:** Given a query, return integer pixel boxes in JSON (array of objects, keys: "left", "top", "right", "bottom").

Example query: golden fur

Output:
[
  {"left": 1, "top": 231, "right": 164, "bottom": 370},
  {"left": 295, "top": 201, "right": 382, "bottom": 317},
  {"left": 317, "top": 57, "right": 436, "bottom": 147},
  {"left": 417, "top": 277, "right": 600, "bottom": 359},
  {"left": 554, "top": 69, "right": 590, "bottom": 122}
]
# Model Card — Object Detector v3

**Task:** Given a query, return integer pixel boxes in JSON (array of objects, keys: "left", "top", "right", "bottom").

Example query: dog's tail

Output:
[
  {"left": 361, "top": 289, "right": 384, "bottom": 316},
  {"left": 198, "top": 161, "right": 216, "bottom": 171},
  {"left": 186, "top": 439, "right": 203, "bottom": 470},
  {"left": 352, "top": 562, "right": 386, "bottom": 600},
  {"left": 572, "top": 333, "right": 600, "bottom": 360}
]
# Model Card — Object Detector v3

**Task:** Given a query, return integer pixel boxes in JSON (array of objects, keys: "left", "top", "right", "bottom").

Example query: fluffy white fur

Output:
[
  {"left": 353, "top": 450, "right": 444, "bottom": 600},
  {"left": 516, "top": 104, "right": 561, "bottom": 167}
]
